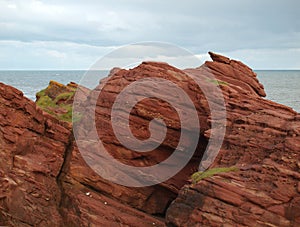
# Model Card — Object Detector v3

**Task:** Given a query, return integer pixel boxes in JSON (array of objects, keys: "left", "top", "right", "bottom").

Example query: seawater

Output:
[
  {"left": 0, "top": 70, "right": 299, "bottom": 113},
  {"left": 0, "top": 70, "right": 83, "bottom": 100},
  {"left": 257, "top": 70, "right": 300, "bottom": 113}
]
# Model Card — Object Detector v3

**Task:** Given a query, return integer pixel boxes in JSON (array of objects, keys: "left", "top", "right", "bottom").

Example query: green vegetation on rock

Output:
[
  {"left": 207, "top": 79, "right": 228, "bottom": 86},
  {"left": 36, "top": 94, "right": 56, "bottom": 108},
  {"left": 36, "top": 81, "right": 77, "bottom": 122},
  {"left": 191, "top": 166, "right": 239, "bottom": 184},
  {"left": 54, "top": 91, "right": 75, "bottom": 103}
]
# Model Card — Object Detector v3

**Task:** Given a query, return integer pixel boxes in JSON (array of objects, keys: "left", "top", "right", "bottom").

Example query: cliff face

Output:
[
  {"left": 0, "top": 52, "right": 299, "bottom": 227},
  {"left": 0, "top": 86, "right": 165, "bottom": 226},
  {"left": 166, "top": 53, "right": 300, "bottom": 227},
  {"left": 0, "top": 83, "right": 71, "bottom": 226}
]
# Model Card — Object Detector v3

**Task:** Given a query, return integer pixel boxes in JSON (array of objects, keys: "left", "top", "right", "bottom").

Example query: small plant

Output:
[
  {"left": 207, "top": 79, "right": 228, "bottom": 86},
  {"left": 191, "top": 166, "right": 239, "bottom": 184}
]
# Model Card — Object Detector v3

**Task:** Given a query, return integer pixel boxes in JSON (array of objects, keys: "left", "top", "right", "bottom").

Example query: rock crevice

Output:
[{"left": 0, "top": 52, "right": 299, "bottom": 226}]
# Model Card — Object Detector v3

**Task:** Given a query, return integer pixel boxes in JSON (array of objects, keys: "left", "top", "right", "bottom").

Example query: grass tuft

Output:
[
  {"left": 191, "top": 166, "right": 239, "bottom": 184},
  {"left": 207, "top": 79, "right": 228, "bottom": 86}
]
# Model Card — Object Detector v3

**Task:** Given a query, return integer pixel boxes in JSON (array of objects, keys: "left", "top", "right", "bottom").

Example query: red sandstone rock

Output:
[
  {"left": 208, "top": 51, "right": 231, "bottom": 64},
  {"left": 70, "top": 61, "right": 215, "bottom": 216},
  {"left": 0, "top": 83, "right": 68, "bottom": 226},
  {"left": 0, "top": 83, "right": 165, "bottom": 226},
  {"left": 0, "top": 52, "right": 299, "bottom": 227},
  {"left": 166, "top": 54, "right": 300, "bottom": 227}
]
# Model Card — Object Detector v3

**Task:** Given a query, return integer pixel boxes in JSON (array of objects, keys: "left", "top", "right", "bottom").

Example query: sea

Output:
[{"left": 0, "top": 70, "right": 299, "bottom": 113}]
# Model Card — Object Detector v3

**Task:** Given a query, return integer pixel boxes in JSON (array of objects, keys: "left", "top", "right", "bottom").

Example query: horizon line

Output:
[{"left": 0, "top": 69, "right": 300, "bottom": 71}]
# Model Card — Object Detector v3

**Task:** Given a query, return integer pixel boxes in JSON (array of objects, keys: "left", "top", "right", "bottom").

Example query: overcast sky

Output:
[{"left": 0, "top": 0, "right": 299, "bottom": 69}]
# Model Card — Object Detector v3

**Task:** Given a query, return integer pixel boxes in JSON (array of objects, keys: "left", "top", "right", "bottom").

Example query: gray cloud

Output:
[{"left": 0, "top": 0, "right": 299, "bottom": 69}]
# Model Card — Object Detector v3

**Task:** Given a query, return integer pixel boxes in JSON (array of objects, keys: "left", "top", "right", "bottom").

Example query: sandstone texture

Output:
[
  {"left": 0, "top": 83, "right": 71, "bottom": 226},
  {"left": 166, "top": 53, "right": 300, "bottom": 227},
  {"left": 0, "top": 83, "right": 164, "bottom": 226},
  {"left": 0, "top": 52, "right": 299, "bottom": 226}
]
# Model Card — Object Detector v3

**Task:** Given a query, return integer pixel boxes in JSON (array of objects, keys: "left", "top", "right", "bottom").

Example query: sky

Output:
[{"left": 0, "top": 0, "right": 299, "bottom": 70}]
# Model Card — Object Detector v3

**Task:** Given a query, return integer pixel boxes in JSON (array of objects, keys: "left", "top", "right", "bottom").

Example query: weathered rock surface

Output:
[
  {"left": 0, "top": 83, "right": 165, "bottom": 226},
  {"left": 0, "top": 52, "right": 299, "bottom": 227},
  {"left": 166, "top": 53, "right": 300, "bottom": 227},
  {"left": 0, "top": 83, "right": 71, "bottom": 226},
  {"left": 69, "top": 61, "right": 210, "bottom": 217}
]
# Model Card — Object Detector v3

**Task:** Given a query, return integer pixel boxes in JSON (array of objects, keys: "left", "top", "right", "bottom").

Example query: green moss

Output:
[
  {"left": 191, "top": 166, "right": 239, "bottom": 184},
  {"left": 36, "top": 95, "right": 56, "bottom": 108},
  {"left": 36, "top": 88, "right": 75, "bottom": 123},
  {"left": 54, "top": 91, "right": 75, "bottom": 103},
  {"left": 207, "top": 79, "right": 228, "bottom": 86},
  {"left": 57, "top": 104, "right": 73, "bottom": 122},
  {"left": 36, "top": 89, "right": 47, "bottom": 99}
]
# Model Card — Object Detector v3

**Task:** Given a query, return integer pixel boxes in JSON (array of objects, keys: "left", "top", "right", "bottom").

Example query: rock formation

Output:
[
  {"left": 0, "top": 85, "right": 164, "bottom": 226},
  {"left": 166, "top": 53, "right": 300, "bottom": 227},
  {"left": 0, "top": 83, "right": 71, "bottom": 226},
  {"left": 0, "top": 52, "right": 299, "bottom": 226},
  {"left": 35, "top": 81, "right": 84, "bottom": 122}
]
